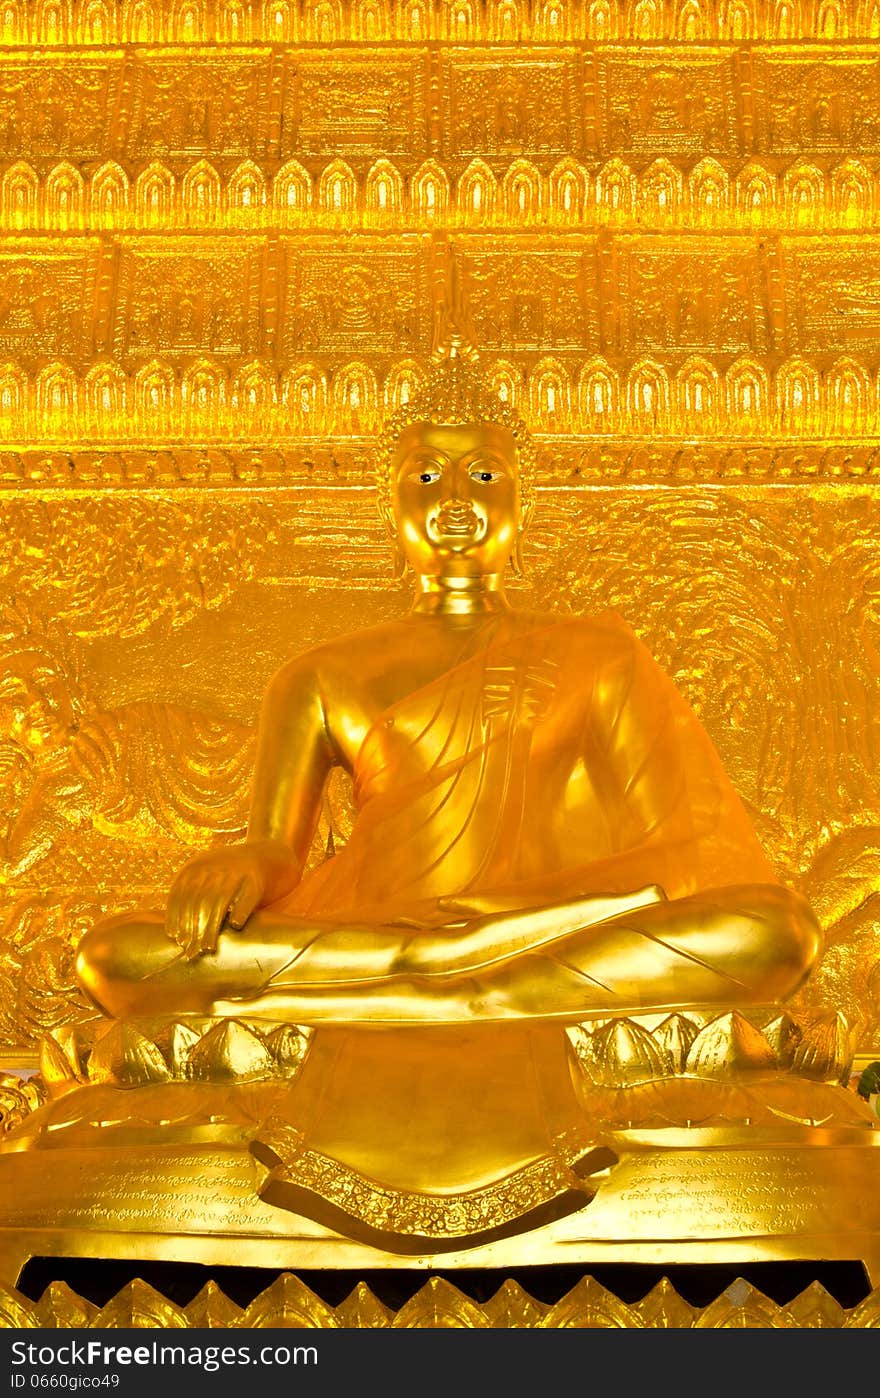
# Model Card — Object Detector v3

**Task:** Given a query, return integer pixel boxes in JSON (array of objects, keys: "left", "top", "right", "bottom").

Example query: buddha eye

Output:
[
  {"left": 469, "top": 466, "right": 500, "bottom": 484},
  {"left": 417, "top": 469, "right": 440, "bottom": 484}
]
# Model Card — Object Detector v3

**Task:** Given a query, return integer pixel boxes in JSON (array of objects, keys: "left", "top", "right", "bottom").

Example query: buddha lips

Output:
[{"left": 431, "top": 505, "right": 483, "bottom": 539}]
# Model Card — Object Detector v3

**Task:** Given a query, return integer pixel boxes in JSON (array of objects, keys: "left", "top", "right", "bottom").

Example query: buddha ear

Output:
[
  {"left": 510, "top": 498, "right": 534, "bottom": 580},
  {"left": 380, "top": 506, "right": 411, "bottom": 580},
  {"left": 509, "top": 535, "right": 527, "bottom": 579},
  {"left": 390, "top": 537, "right": 410, "bottom": 581},
  {"left": 379, "top": 497, "right": 396, "bottom": 540}
]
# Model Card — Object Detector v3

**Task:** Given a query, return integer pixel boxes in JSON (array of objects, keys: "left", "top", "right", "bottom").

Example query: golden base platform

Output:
[
  {"left": 1, "top": 1065, "right": 878, "bottom": 1294},
  {"left": 1, "top": 1133, "right": 879, "bottom": 1290}
]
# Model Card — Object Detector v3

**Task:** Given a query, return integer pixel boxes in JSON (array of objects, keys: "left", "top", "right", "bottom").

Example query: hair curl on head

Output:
[{"left": 377, "top": 357, "right": 537, "bottom": 527}]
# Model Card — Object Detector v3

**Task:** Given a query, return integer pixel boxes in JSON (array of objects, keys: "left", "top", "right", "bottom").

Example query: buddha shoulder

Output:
[
  {"left": 259, "top": 619, "right": 431, "bottom": 722},
  {"left": 268, "top": 619, "right": 419, "bottom": 682},
  {"left": 512, "top": 606, "right": 648, "bottom": 664}
]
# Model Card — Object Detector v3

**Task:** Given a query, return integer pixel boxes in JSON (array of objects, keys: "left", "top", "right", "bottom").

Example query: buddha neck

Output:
[{"left": 410, "top": 573, "right": 511, "bottom": 618}]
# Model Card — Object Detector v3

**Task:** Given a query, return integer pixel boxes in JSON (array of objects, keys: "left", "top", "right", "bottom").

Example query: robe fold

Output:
[{"left": 280, "top": 611, "right": 774, "bottom": 929}]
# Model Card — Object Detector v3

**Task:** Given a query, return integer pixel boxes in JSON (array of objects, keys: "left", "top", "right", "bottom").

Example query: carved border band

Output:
[
  {"left": 2, "top": 1272, "right": 878, "bottom": 1328},
  {"left": 0, "top": 156, "right": 878, "bottom": 233},
  {"left": 0, "top": 1, "right": 877, "bottom": 46},
  {"left": 0, "top": 441, "right": 878, "bottom": 486},
  {"left": 0, "top": 357, "right": 877, "bottom": 448}
]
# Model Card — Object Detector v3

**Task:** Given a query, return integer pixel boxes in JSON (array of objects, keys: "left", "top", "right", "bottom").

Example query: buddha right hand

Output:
[{"left": 166, "top": 841, "right": 300, "bottom": 960}]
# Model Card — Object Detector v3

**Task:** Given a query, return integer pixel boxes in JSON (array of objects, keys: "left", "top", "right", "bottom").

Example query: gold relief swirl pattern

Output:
[
  {"left": 531, "top": 491, "right": 880, "bottom": 861},
  {"left": 0, "top": 895, "right": 112, "bottom": 1042},
  {"left": 0, "top": 598, "right": 259, "bottom": 1042},
  {"left": 0, "top": 497, "right": 275, "bottom": 638},
  {"left": 0, "top": 588, "right": 355, "bottom": 1042}
]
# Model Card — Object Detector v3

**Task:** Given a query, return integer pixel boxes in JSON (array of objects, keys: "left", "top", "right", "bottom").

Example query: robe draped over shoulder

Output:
[{"left": 280, "top": 612, "right": 775, "bottom": 926}]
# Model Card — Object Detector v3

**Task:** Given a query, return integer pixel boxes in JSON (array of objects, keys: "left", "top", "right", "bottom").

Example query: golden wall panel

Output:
[
  {"left": 755, "top": 49, "right": 880, "bottom": 154},
  {"left": 0, "top": 44, "right": 877, "bottom": 170},
  {"left": 440, "top": 48, "right": 581, "bottom": 160},
  {"left": 599, "top": 235, "right": 772, "bottom": 355},
  {"left": 279, "top": 235, "right": 435, "bottom": 355},
  {"left": 282, "top": 49, "right": 431, "bottom": 162},
  {"left": 0, "top": 241, "right": 103, "bottom": 361},
  {"left": 784, "top": 239, "right": 880, "bottom": 354},
  {"left": 460, "top": 236, "right": 599, "bottom": 352},
  {"left": 596, "top": 48, "right": 739, "bottom": 156},
  {"left": 0, "top": 480, "right": 878, "bottom": 1046},
  {"left": 0, "top": 55, "right": 125, "bottom": 162},
  {"left": 124, "top": 50, "right": 278, "bottom": 160},
  {"left": 114, "top": 235, "right": 270, "bottom": 358}
]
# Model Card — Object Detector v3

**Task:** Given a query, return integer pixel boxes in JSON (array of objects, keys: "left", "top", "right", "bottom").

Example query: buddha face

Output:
[{"left": 391, "top": 421, "right": 522, "bottom": 578}]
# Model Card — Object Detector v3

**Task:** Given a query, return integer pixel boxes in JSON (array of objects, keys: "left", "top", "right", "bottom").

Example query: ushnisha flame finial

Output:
[
  {"left": 377, "top": 248, "right": 536, "bottom": 516},
  {"left": 430, "top": 252, "right": 481, "bottom": 365}
]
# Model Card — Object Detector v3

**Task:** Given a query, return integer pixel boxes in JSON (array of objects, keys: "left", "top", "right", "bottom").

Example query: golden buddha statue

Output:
[
  {"left": 3, "top": 336, "right": 875, "bottom": 1284},
  {"left": 74, "top": 354, "right": 820, "bottom": 1030}
]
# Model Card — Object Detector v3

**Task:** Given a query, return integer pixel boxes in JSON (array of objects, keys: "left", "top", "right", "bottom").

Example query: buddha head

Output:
[{"left": 379, "top": 354, "right": 536, "bottom": 582}]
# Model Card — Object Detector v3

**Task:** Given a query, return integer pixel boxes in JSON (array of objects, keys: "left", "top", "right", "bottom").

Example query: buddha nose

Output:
[{"left": 441, "top": 458, "right": 472, "bottom": 504}]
